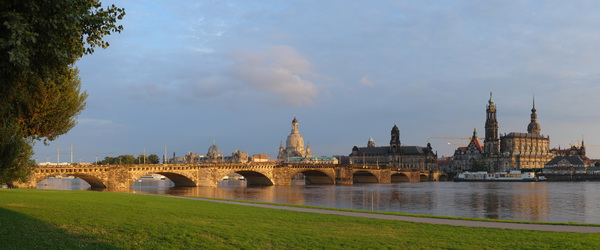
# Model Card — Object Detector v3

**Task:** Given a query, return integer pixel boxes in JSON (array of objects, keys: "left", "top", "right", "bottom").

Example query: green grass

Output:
[
  {"left": 206, "top": 197, "right": 600, "bottom": 227},
  {"left": 1, "top": 189, "right": 599, "bottom": 249}
]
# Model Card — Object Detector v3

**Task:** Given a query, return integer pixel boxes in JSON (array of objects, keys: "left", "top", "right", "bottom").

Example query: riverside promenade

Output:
[{"left": 157, "top": 194, "right": 600, "bottom": 233}]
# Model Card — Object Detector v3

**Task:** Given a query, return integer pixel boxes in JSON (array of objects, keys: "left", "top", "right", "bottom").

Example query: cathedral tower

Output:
[
  {"left": 484, "top": 91, "right": 500, "bottom": 155},
  {"left": 390, "top": 123, "right": 401, "bottom": 153},
  {"left": 527, "top": 95, "right": 541, "bottom": 134}
]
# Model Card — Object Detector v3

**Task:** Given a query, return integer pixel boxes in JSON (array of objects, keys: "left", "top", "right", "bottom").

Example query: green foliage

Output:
[
  {"left": 99, "top": 154, "right": 160, "bottom": 165},
  {"left": 2, "top": 190, "right": 600, "bottom": 249},
  {"left": 0, "top": 0, "right": 124, "bottom": 184},
  {"left": 471, "top": 160, "right": 488, "bottom": 172},
  {"left": 147, "top": 154, "right": 160, "bottom": 164},
  {"left": 0, "top": 125, "right": 34, "bottom": 185}
]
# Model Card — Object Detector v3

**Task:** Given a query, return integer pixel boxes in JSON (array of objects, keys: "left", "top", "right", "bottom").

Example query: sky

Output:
[{"left": 33, "top": 0, "right": 600, "bottom": 163}]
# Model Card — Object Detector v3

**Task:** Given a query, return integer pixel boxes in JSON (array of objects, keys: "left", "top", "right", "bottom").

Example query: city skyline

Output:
[{"left": 34, "top": 0, "right": 600, "bottom": 162}]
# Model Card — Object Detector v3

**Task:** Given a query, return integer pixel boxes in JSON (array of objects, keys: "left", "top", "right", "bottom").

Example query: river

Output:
[{"left": 37, "top": 177, "right": 600, "bottom": 224}]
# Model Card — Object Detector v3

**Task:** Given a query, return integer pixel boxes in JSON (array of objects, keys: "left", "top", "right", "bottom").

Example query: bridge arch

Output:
[
  {"left": 35, "top": 174, "right": 106, "bottom": 189},
  {"left": 289, "top": 169, "right": 335, "bottom": 184},
  {"left": 432, "top": 172, "right": 449, "bottom": 181},
  {"left": 352, "top": 170, "right": 379, "bottom": 183},
  {"left": 419, "top": 174, "right": 429, "bottom": 182},
  {"left": 391, "top": 173, "right": 411, "bottom": 182},
  {"left": 234, "top": 171, "right": 273, "bottom": 185},
  {"left": 130, "top": 171, "right": 196, "bottom": 187}
]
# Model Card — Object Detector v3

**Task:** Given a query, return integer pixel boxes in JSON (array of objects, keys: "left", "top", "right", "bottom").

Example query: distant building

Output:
[
  {"left": 250, "top": 154, "right": 271, "bottom": 163},
  {"left": 349, "top": 124, "right": 437, "bottom": 170},
  {"left": 184, "top": 152, "right": 204, "bottom": 163},
  {"left": 451, "top": 92, "right": 555, "bottom": 172},
  {"left": 171, "top": 142, "right": 249, "bottom": 164},
  {"left": 437, "top": 156, "right": 452, "bottom": 172},
  {"left": 278, "top": 116, "right": 312, "bottom": 159},
  {"left": 451, "top": 129, "right": 484, "bottom": 172},
  {"left": 544, "top": 141, "right": 594, "bottom": 175},
  {"left": 544, "top": 155, "right": 590, "bottom": 174},
  {"left": 550, "top": 143, "right": 587, "bottom": 157}
]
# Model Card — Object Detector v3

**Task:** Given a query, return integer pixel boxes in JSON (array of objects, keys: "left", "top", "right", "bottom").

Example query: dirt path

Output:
[{"left": 157, "top": 194, "right": 600, "bottom": 233}]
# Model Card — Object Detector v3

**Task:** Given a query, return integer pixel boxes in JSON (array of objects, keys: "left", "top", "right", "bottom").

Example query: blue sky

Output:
[{"left": 34, "top": 0, "right": 600, "bottom": 163}]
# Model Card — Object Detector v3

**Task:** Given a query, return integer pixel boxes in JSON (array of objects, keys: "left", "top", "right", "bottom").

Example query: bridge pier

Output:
[{"left": 196, "top": 168, "right": 218, "bottom": 187}]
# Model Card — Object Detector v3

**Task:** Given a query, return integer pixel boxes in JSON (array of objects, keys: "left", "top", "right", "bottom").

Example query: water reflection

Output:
[{"left": 37, "top": 177, "right": 600, "bottom": 224}]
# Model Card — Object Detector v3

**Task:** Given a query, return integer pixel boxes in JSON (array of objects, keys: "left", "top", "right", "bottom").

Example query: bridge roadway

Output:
[{"left": 17, "top": 163, "right": 448, "bottom": 189}]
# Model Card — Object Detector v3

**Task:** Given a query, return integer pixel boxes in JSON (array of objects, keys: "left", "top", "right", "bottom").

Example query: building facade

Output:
[
  {"left": 349, "top": 124, "right": 437, "bottom": 170},
  {"left": 451, "top": 128, "right": 484, "bottom": 172},
  {"left": 452, "top": 92, "right": 555, "bottom": 172},
  {"left": 278, "top": 116, "right": 312, "bottom": 159}
]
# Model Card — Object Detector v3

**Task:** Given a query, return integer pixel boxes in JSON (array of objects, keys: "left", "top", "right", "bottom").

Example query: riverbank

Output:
[{"left": 1, "top": 189, "right": 599, "bottom": 249}]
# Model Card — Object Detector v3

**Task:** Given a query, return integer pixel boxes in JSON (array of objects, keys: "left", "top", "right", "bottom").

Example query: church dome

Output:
[
  {"left": 286, "top": 133, "right": 305, "bottom": 151},
  {"left": 527, "top": 121, "right": 541, "bottom": 134},
  {"left": 207, "top": 143, "right": 220, "bottom": 157}
]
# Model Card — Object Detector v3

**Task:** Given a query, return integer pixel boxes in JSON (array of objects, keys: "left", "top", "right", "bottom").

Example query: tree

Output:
[
  {"left": 0, "top": 124, "right": 34, "bottom": 184},
  {"left": 118, "top": 155, "right": 135, "bottom": 165},
  {"left": 0, "top": 0, "right": 125, "bottom": 184},
  {"left": 147, "top": 154, "right": 160, "bottom": 164},
  {"left": 471, "top": 160, "right": 488, "bottom": 172},
  {"left": 136, "top": 154, "right": 160, "bottom": 164}
]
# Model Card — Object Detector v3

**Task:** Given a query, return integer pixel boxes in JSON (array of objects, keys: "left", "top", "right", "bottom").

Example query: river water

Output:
[{"left": 37, "top": 178, "right": 600, "bottom": 224}]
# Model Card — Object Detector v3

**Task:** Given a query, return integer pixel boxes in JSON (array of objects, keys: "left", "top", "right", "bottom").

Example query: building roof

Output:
[
  {"left": 351, "top": 145, "right": 431, "bottom": 156},
  {"left": 545, "top": 155, "right": 586, "bottom": 167},
  {"left": 502, "top": 132, "right": 548, "bottom": 139},
  {"left": 469, "top": 138, "right": 484, "bottom": 152}
]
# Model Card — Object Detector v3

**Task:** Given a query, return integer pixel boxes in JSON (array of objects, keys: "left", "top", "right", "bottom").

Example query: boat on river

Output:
[{"left": 454, "top": 170, "right": 544, "bottom": 182}]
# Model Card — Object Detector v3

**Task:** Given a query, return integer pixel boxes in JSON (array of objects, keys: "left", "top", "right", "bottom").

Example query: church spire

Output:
[
  {"left": 367, "top": 136, "right": 375, "bottom": 147},
  {"left": 580, "top": 135, "right": 586, "bottom": 156},
  {"left": 527, "top": 95, "right": 541, "bottom": 134},
  {"left": 291, "top": 116, "right": 299, "bottom": 134},
  {"left": 484, "top": 91, "right": 499, "bottom": 155}
]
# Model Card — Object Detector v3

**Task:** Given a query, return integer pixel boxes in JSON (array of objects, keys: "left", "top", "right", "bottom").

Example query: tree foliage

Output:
[
  {"left": 147, "top": 154, "right": 160, "bottom": 164},
  {"left": 98, "top": 154, "right": 160, "bottom": 165},
  {"left": 0, "top": 0, "right": 124, "bottom": 184},
  {"left": 0, "top": 124, "right": 34, "bottom": 184},
  {"left": 471, "top": 160, "right": 488, "bottom": 172}
]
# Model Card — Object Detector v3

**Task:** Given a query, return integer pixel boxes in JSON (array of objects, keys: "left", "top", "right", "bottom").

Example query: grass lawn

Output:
[{"left": 1, "top": 189, "right": 598, "bottom": 249}]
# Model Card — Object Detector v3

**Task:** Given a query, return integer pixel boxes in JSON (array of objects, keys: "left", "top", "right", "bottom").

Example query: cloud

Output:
[
  {"left": 230, "top": 45, "right": 319, "bottom": 107},
  {"left": 360, "top": 76, "right": 375, "bottom": 87}
]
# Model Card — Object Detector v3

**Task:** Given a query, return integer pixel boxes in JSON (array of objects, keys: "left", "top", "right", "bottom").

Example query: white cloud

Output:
[
  {"left": 230, "top": 45, "right": 319, "bottom": 107},
  {"left": 360, "top": 76, "right": 375, "bottom": 87}
]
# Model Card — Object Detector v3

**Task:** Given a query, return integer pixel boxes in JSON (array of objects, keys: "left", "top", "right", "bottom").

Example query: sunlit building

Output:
[
  {"left": 278, "top": 116, "right": 312, "bottom": 159},
  {"left": 349, "top": 124, "right": 437, "bottom": 170},
  {"left": 451, "top": 92, "right": 555, "bottom": 172}
]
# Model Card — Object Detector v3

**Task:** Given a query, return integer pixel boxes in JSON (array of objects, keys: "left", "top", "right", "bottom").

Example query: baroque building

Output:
[
  {"left": 452, "top": 92, "right": 554, "bottom": 172},
  {"left": 278, "top": 116, "right": 312, "bottom": 159},
  {"left": 451, "top": 128, "right": 484, "bottom": 172},
  {"left": 349, "top": 124, "right": 437, "bottom": 170}
]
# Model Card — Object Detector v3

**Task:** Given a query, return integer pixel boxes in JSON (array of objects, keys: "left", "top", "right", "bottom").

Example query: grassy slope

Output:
[{"left": 0, "top": 189, "right": 598, "bottom": 249}]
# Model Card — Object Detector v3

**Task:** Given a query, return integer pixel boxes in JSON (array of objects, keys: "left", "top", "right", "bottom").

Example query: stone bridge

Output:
[{"left": 16, "top": 163, "right": 448, "bottom": 189}]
